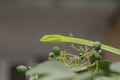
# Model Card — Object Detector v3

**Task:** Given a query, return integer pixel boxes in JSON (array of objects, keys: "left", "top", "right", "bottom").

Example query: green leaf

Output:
[
  {"left": 110, "top": 62, "right": 120, "bottom": 73},
  {"left": 40, "top": 73, "right": 74, "bottom": 80},
  {"left": 70, "top": 66, "right": 88, "bottom": 73},
  {"left": 74, "top": 72, "right": 92, "bottom": 80},
  {"left": 94, "top": 76, "right": 120, "bottom": 80},
  {"left": 26, "top": 61, "right": 76, "bottom": 80},
  {"left": 90, "top": 60, "right": 112, "bottom": 76}
]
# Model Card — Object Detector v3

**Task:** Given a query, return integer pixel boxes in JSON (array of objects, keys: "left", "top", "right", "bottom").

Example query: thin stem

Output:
[
  {"left": 92, "top": 60, "right": 99, "bottom": 74},
  {"left": 71, "top": 43, "right": 81, "bottom": 52}
]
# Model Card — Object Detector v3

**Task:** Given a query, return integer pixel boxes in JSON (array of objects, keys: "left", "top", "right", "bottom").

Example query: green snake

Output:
[{"left": 40, "top": 34, "right": 120, "bottom": 55}]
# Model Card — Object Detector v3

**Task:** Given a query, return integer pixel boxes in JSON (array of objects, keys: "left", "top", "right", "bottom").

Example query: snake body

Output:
[{"left": 40, "top": 34, "right": 120, "bottom": 55}]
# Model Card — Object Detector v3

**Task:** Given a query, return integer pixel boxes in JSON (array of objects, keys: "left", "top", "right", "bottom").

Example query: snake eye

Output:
[{"left": 50, "top": 35, "right": 54, "bottom": 39}]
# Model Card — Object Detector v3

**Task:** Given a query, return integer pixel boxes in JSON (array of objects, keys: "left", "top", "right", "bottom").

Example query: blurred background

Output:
[{"left": 0, "top": 0, "right": 120, "bottom": 80}]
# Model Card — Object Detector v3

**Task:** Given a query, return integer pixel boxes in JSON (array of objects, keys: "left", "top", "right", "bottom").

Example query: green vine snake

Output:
[{"left": 40, "top": 34, "right": 120, "bottom": 55}]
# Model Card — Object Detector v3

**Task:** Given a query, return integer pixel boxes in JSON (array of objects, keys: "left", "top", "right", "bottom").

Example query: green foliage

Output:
[
  {"left": 110, "top": 62, "right": 120, "bottom": 73},
  {"left": 90, "top": 60, "right": 112, "bottom": 76},
  {"left": 26, "top": 61, "right": 76, "bottom": 80},
  {"left": 25, "top": 60, "right": 120, "bottom": 80},
  {"left": 16, "top": 34, "right": 120, "bottom": 80}
]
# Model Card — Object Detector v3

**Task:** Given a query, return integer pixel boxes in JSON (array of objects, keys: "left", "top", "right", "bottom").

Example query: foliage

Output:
[{"left": 16, "top": 34, "right": 120, "bottom": 80}]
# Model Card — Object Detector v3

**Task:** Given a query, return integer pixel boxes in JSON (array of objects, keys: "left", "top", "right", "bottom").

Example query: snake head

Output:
[{"left": 40, "top": 34, "right": 65, "bottom": 43}]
